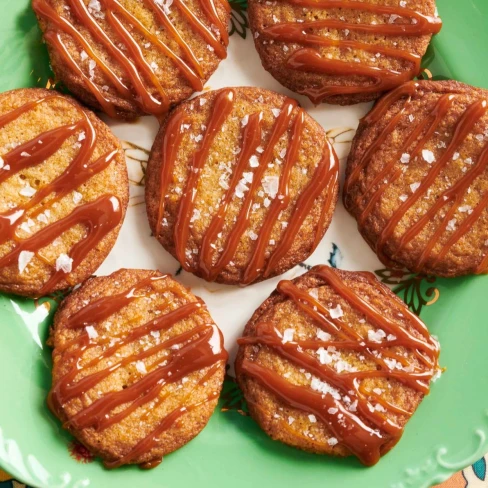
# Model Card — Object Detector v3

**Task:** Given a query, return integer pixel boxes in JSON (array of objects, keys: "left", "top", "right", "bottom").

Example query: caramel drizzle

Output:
[
  {"left": 258, "top": 0, "right": 442, "bottom": 103},
  {"left": 344, "top": 82, "right": 488, "bottom": 273},
  {"left": 156, "top": 89, "right": 339, "bottom": 283},
  {"left": 237, "top": 265, "right": 439, "bottom": 466},
  {"left": 48, "top": 277, "right": 227, "bottom": 467},
  {"left": 0, "top": 95, "right": 121, "bottom": 293},
  {"left": 32, "top": 0, "right": 228, "bottom": 117}
]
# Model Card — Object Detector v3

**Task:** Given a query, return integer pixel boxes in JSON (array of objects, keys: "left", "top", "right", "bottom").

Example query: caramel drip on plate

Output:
[
  {"left": 32, "top": 0, "right": 228, "bottom": 117},
  {"left": 258, "top": 0, "right": 442, "bottom": 103},
  {"left": 0, "top": 95, "right": 121, "bottom": 292},
  {"left": 237, "top": 265, "right": 439, "bottom": 466},
  {"left": 344, "top": 82, "right": 488, "bottom": 273},
  {"left": 48, "top": 277, "right": 227, "bottom": 468},
  {"left": 156, "top": 90, "right": 338, "bottom": 283}
]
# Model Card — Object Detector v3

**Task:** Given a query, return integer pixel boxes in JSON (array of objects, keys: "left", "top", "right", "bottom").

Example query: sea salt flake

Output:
[
  {"left": 348, "top": 400, "right": 358, "bottom": 412},
  {"left": 235, "top": 180, "right": 249, "bottom": 198},
  {"left": 271, "top": 108, "right": 281, "bottom": 117},
  {"left": 282, "top": 328, "right": 294, "bottom": 343},
  {"left": 310, "top": 377, "right": 341, "bottom": 400},
  {"left": 317, "top": 329, "right": 331, "bottom": 341},
  {"left": 73, "top": 191, "right": 82, "bottom": 204},
  {"left": 20, "top": 182, "right": 36, "bottom": 197},
  {"left": 446, "top": 218, "right": 457, "bottom": 231},
  {"left": 410, "top": 181, "right": 421, "bottom": 193},
  {"left": 308, "top": 414, "right": 317, "bottom": 423},
  {"left": 400, "top": 153, "right": 410, "bottom": 164},
  {"left": 248, "top": 230, "right": 258, "bottom": 241},
  {"left": 135, "top": 360, "right": 147, "bottom": 374},
  {"left": 18, "top": 250, "right": 34, "bottom": 273},
  {"left": 422, "top": 149, "right": 436, "bottom": 164},
  {"left": 309, "top": 288, "right": 319, "bottom": 299},
  {"left": 262, "top": 175, "right": 279, "bottom": 198},
  {"left": 368, "top": 329, "right": 386, "bottom": 343},
  {"left": 37, "top": 213, "right": 48, "bottom": 224},
  {"left": 328, "top": 437, "right": 338, "bottom": 446},
  {"left": 190, "top": 208, "right": 201, "bottom": 222},
  {"left": 328, "top": 407, "right": 338, "bottom": 414},
  {"left": 243, "top": 172, "right": 253, "bottom": 184},
  {"left": 399, "top": 194, "right": 408, "bottom": 202},
  {"left": 56, "top": 253, "right": 73, "bottom": 273},
  {"left": 249, "top": 155, "right": 259, "bottom": 167},
  {"left": 317, "top": 347, "right": 332, "bottom": 365},
  {"left": 329, "top": 304, "right": 343, "bottom": 319},
  {"left": 288, "top": 416, "right": 295, "bottom": 425},
  {"left": 85, "top": 325, "right": 98, "bottom": 339}
]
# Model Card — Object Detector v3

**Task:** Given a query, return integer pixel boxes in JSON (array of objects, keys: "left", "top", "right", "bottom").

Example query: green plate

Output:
[{"left": 1, "top": 1, "right": 488, "bottom": 488}]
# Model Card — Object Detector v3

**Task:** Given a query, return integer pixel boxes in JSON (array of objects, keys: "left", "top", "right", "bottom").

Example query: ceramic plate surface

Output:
[{"left": 0, "top": 1, "right": 488, "bottom": 487}]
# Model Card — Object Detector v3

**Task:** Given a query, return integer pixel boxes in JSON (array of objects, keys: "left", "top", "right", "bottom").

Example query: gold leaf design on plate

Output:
[
  {"left": 375, "top": 268, "right": 440, "bottom": 316},
  {"left": 221, "top": 371, "right": 248, "bottom": 416}
]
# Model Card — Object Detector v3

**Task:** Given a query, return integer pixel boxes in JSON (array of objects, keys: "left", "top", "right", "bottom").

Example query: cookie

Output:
[
  {"left": 145, "top": 87, "right": 339, "bottom": 286},
  {"left": 48, "top": 268, "right": 227, "bottom": 469},
  {"left": 235, "top": 265, "right": 441, "bottom": 466},
  {"left": 33, "top": 0, "right": 230, "bottom": 119},
  {"left": 344, "top": 80, "right": 488, "bottom": 277},
  {"left": 0, "top": 88, "right": 128, "bottom": 297},
  {"left": 248, "top": 0, "right": 441, "bottom": 105}
]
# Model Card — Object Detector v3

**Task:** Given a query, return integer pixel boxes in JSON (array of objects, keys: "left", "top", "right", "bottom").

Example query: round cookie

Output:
[
  {"left": 33, "top": 0, "right": 230, "bottom": 119},
  {"left": 48, "top": 268, "right": 228, "bottom": 469},
  {"left": 235, "top": 265, "right": 441, "bottom": 466},
  {"left": 145, "top": 87, "right": 339, "bottom": 286},
  {"left": 344, "top": 80, "right": 488, "bottom": 277},
  {"left": 248, "top": 0, "right": 441, "bottom": 105},
  {"left": 0, "top": 88, "right": 128, "bottom": 298}
]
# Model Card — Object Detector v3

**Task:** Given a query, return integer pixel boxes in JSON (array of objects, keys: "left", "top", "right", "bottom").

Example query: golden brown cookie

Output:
[
  {"left": 235, "top": 265, "right": 441, "bottom": 465},
  {"left": 145, "top": 86, "right": 339, "bottom": 286},
  {"left": 344, "top": 80, "right": 488, "bottom": 277},
  {"left": 32, "top": 0, "right": 230, "bottom": 119},
  {"left": 49, "top": 268, "right": 228, "bottom": 469},
  {"left": 0, "top": 88, "right": 128, "bottom": 298},
  {"left": 248, "top": 0, "right": 441, "bottom": 105}
]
